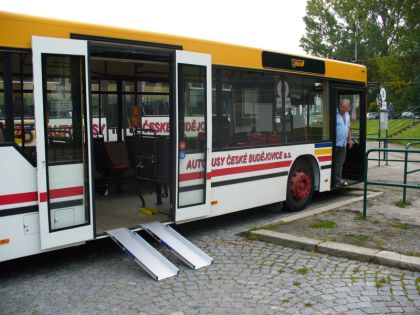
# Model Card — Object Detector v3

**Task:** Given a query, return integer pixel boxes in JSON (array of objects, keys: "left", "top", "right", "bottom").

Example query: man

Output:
[{"left": 335, "top": 99, "right": 353, "bottom": 186}]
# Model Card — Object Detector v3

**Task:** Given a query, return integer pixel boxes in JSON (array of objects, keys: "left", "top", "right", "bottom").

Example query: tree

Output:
[{"left": 300, "top": 0, "right": 419, "bottom": 112}]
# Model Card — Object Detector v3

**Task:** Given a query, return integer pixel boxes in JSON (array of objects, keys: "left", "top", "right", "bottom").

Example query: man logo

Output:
[{"left": 291, "top": 59, "right": 305, "bottom": 68}]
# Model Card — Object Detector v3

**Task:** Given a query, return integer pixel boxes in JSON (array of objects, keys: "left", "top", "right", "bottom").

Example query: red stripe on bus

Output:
[
  {"left": 0, "top": 191, "right": 38, "bottom": 206},
  {"left": 179, "top": 160, "right": 293, "bottom": 182},
  {"left": 39, "top": 186, "right": 83, "bottom": 203},
  {"left": 211, "top": 160, "right": 292, "bottom": 177},
  {"left": 39, "top": 192, "right": 47, "bottom": 202},
  {"left": 179, "top": 172, "right": 205, "bottom": 182},
  {"left": 49, "top": 186, "right": 84, "bottom": 199},
  {"left": 317, "top": 156, "right": 332, "bottom": 162}
]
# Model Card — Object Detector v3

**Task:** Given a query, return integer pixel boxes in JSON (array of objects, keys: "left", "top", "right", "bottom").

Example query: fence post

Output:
[
  {"left": 363, "top": 150, "right": 369, "bottom": 219},
  {"left": 403, "top": 144, "right": 410, "bottom": 203}
]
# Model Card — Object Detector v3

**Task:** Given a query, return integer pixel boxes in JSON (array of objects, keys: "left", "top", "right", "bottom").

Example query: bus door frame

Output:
[
  {"left": 173, "top": 51, "right": 212, "bottom": 222},
  {"left": 330, "top": 83, "right": 367, "bottom": 184},
  {"left": 32, "top": 36, "right": 94, "bottom": 250}
]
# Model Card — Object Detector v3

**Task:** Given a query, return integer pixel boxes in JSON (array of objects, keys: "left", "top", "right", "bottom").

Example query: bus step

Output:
[
  {"left": 140, "top": 222, "right": 213, "bottom": 269},
  {"left": 106, "top": 228, "right": 179, "bottom": 281}
]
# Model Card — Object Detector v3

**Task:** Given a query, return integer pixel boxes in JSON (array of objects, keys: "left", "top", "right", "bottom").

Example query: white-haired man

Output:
[{"left": 335, "top": 99, "right": 353, "bottom": 186}]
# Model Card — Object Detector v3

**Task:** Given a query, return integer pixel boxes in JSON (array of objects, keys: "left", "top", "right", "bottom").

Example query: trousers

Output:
[{"left": 334, "top": 146, "right": 347, "bottom": 183}]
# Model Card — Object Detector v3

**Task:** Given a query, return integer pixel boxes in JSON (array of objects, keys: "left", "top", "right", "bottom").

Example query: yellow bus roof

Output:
[{"left": 0, "top": 11, "right": 366, "bottom": 83}]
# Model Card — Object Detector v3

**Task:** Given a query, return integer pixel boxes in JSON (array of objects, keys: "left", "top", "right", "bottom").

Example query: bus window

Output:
[
  {"left": 141, "top": 94, "right": 169, "bottom": 116},
  {"left": 0, "top": 51, "right": 36, "bottom": 161},
  {"left": 216, "top": 69, "right": 280, "bottom": 149},
  {"left": 283, "top": 76, "right": 329, "bottom": 144},
  {"left": 91, "top": 79, "right": 117, "bottom": 141},
  {"left": 0, "top": 53, "right": 4, "bottom": 135},
  {"left": 139, "top": 81, "right": 169, "bottom": 116},
  {"left": 178, "top": 65, "right": 206, "bottom": 153},
  {"left": 44, "top": 55, "right": 86, "bottom": 164}
]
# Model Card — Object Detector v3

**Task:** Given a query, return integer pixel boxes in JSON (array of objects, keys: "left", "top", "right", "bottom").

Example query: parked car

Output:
[
  {"left": 400, "top": 111, "right": 419, "bottom": 119},
  {"left": 366, "top": 112, "right": 379, "bottom": 120}
]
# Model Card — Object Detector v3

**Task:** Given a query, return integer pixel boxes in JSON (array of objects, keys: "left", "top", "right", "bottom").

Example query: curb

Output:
[
  {"left": 267, "top": 191, "right": 384, "bottom": 226},
  {"left": 251, "top": 229, "right": 420, "bottom": 272},
  {"left": 250, "top": 192, "right": 420, "bottom": 272}
]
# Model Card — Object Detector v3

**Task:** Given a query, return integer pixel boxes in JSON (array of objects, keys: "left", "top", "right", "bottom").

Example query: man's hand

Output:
[{"left": 348, "top": 139, "right": 354, "bottom": 149}]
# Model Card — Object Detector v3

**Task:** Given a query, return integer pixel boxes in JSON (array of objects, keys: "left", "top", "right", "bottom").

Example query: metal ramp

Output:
[
  {"left": 106, "top": 228, "right": 179, "bottom": 281},
  {"left": 140, "top": 221, "right": 213, "bottom": 269}
]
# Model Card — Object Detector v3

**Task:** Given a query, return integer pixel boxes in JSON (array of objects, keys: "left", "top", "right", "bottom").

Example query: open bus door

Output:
[
  {"left": 330, "top": 84, "right": 367, "bottom": 185},
  {"left": 32, "top": 37, "right": 94, "bottom": 249},
  {"left": 174, "top": 51, "right": 212, "bottom": 222}
]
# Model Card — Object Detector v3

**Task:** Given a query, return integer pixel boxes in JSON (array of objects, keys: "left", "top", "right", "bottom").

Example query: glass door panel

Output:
[
  {"left": 32, "top": 36, "right": 93, "bottom": 249},
  {"left": 174, "top": 51, "right": 212, "bottom": 222}
]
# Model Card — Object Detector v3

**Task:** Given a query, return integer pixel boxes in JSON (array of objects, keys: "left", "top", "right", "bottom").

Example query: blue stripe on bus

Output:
[{"left": 315, "top": 142, "right": 332, "bottom": 148}]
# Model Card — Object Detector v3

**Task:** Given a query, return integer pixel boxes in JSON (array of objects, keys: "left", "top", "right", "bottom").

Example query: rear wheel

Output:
[{"left": 285, "top": 159, "right": 314, "bottom": 211}]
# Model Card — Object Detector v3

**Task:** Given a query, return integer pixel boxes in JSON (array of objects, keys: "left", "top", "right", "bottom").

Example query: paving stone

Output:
[{"left": 1, "top": 202, "right": 420, "bottom": 314}]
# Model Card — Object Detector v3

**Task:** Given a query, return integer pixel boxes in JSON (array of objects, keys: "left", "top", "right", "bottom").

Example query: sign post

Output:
[{"left": 379, "top": 87, "right": 389, "bottom": 164}]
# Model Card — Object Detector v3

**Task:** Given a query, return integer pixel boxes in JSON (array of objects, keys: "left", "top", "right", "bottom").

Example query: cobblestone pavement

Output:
[{"left": 1, "top": 198, "right": 420, "bottom": 315}]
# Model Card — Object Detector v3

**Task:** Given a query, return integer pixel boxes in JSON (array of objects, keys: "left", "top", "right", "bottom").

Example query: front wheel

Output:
[{"left": 285, "top": 159, "right": 314, "bottom": 211}]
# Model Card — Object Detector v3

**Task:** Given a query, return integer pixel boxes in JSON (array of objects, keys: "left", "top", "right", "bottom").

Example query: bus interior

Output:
[
  {"left": 333, "top": 88, "right": 366, "bottom": 185},
  {"left": 89, "top": 43, "right": 173, "bottom": 234}
]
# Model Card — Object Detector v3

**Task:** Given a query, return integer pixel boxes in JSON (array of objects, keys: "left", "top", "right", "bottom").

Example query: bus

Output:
[{"left": 0, "top": 11, "right": 367, "bottom": 279}]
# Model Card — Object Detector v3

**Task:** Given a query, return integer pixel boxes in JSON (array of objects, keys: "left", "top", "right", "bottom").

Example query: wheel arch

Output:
[{"left": 291, "top": 154, "right": 320, "bottom": 192}]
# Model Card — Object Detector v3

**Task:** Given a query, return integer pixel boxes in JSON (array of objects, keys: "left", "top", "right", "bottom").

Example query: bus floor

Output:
[{"left": 95, "top": 185, "right": 171, "bottom": 234}]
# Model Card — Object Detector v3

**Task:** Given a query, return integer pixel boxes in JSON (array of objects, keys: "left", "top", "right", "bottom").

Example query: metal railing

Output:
[
  {"left": 403, "top": 141, "right": 420, "bottom": 202},
  {"left": 363, "top": 147, "right": 420, "bottom": 219},
  {"left": 366, "top": 137, "right": 420, "bottom": 166}
]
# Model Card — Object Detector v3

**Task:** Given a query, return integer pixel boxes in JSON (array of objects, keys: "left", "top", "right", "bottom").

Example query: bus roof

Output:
[{"left": 0, "top": 11, "right": 367, "bottom": 83}]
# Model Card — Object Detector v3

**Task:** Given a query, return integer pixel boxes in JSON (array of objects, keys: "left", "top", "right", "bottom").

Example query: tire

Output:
[{"left": 285, "top": 159, "right": 314, "bottom": 212}]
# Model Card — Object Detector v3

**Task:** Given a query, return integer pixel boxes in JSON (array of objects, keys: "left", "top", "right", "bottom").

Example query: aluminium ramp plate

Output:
[
  {"left": 106, "top": 228, "right": 179, "bottom": 281},
  {"left": 140, "top": 222, "right": 213, "bottom": 269}
]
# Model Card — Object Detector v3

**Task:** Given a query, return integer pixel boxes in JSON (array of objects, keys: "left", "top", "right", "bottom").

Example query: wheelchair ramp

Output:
[
  {"left": 140, "top": 222, "right": 213, "bottom": 269},
  {"left": 106, "top": 228, "right": 179, "bottom": 281}
]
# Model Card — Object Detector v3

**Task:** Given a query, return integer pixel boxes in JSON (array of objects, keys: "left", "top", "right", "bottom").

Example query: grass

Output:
[
  {"left": 401, "top": 273, "right": 407, "bottom": 291},
  {"left": 387, "top": 221, "right": 409, "bottom": 229},
  {"left": 293, "top": 280, "right": 301, "bottom": 287},
  {"left": 395, "top": 199, "right": 412, "bottom": 208},
  {"left": 375, "top": 277, "right": 388, "bottom": 288},
  {"left": 374, "top": 270, "right": 389, "bottom": 288},
  {"left": 354, "top": 213, "right": 365, "bottom": 221},
  {"left": 343, "top": 234, "right": 370, "bottom": 246},
  {"left": 310, "top": 220, "right": 337, "bottom": 229},
  {"left": 362, "top": 119, "right": 420, "bottom": 147},
  {"left": 361, "top": 119, "right": 418, "bottom": 139},
  {"left": 304, "top": 302, "right": 313, "bottom": 307},
  {"left": 415, "top": 277, "right": 420, "bottom": 294},
  {"left": 399, "top": 251, "right": 420, "bottom": 257},
  {"left": 297, "top": 267, "right": 309, "bottom": 275},
  {"left": 394, "top": 123, "right": 420, "bottom": 147}
]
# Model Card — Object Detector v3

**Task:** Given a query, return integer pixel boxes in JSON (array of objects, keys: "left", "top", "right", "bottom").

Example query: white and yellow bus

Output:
[{"left": 0, "top": 12, "right": 367, "bottom": 280}]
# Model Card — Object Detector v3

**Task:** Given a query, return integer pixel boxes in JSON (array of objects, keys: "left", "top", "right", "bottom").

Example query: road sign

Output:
[{"left": 380, "top": 87, "right": 387, "bottom": 101}]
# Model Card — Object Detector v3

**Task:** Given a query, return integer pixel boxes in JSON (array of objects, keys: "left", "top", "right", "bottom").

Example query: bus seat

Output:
[
  {"left": 196, "top": 132, "right": 206, "bottom": 150},
  {"left": 247, "top": 133, "right": 265, "bottom": 145},
  {"left": 93, "top": 138, "right": 133, "bottom": 193},
  {"left": 104, "top": 141, "right": 132, "bottom": 172},
  {"left": 266, "top": 133, "right": 281, "bottom": 145},
  {"left": 231, "top": 133, "right": 248, "bottom": 147}
]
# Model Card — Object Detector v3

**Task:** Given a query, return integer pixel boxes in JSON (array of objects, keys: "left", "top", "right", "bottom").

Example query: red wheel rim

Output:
[{"left": 290, "top": 171, "right": 311, "bottom": 201}]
